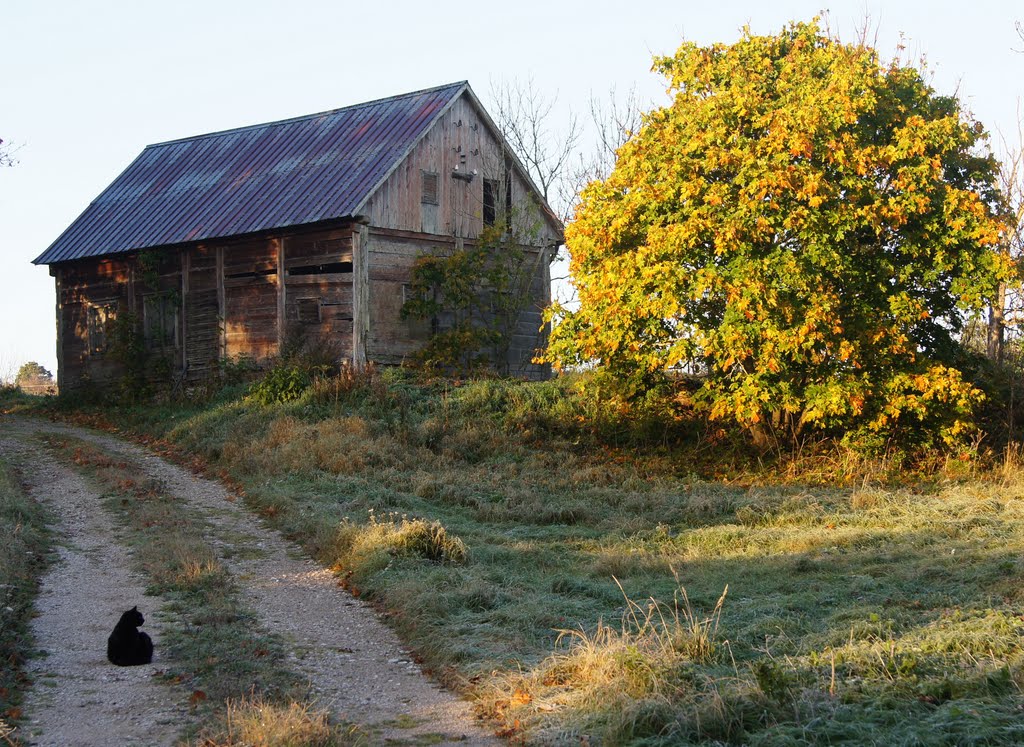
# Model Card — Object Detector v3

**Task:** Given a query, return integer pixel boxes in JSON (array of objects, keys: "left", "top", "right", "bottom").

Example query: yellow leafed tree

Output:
[{"left": 546, "top": 20, "right": 1012, "bottom": 448}]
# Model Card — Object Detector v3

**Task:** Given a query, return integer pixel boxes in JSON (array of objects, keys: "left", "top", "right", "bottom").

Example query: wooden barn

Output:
[{"left": 34, "top": 82, "right": 563, "bottom": 391}]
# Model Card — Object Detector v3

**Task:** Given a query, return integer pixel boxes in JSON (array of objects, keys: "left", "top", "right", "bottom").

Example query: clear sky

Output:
[{"left": 2, "top": 0, "right": 1021, "bottom": 380}]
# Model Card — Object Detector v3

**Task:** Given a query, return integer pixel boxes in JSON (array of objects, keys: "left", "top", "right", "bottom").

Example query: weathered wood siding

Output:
[
  {"left": 364, "top": 228, "right": 551, "bottom": 378},
  {"left": 55, "top": 224, "right": 361, "bottom": 389},
  {"left": 282, "top": 226, "right": 357, "bottom": 362},
  {"left": 364, "top": 230, "right": 444, "bottom": 365},
  {"left": 362, "top": 95, "right": 562, "bottom": 246},
  {"left": 55, "top": 258, "right": 134, "bottom": 390},
  {"left": 360, "top": 92, "right": 558, "bottom": 378},
  {"left": 222, "top": 241, "right": 279, "bottom": 360},
  {"left": 184, "top": 245, "right": 220, "bottom": 379}
]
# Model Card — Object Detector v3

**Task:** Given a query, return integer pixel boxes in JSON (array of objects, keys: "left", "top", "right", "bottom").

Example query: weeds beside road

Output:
[{"left": 0, "top": 454, "right": 51, "bottom": 742}]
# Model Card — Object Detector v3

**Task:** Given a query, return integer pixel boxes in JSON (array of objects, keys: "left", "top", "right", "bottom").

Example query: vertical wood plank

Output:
[
  {"left": 127, "top": 260, "right": 136, "bottom": 313},
  {"left": 181, "top": 248, "right": 190, "bottom": 379},
  {"left": 54, "top": 271, "right": 64, "bottom": 393},
  {"left": 216, "top": 246, "right": 226, "bottom": 360},
  {"left": 352, "top": 224, "right": 369, "bottom": 368},
  {"left": 276, "top": 237, "right": 285, "bottom": 353}
]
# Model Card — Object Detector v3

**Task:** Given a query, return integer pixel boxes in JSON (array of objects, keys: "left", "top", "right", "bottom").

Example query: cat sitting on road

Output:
[{"left": 106, "top": 606, "right": 154, "bottom": 666}]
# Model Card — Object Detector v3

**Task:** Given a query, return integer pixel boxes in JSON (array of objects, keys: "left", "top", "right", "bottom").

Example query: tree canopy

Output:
[
  {"left": 15, "top": 361, "right": 52, "bottom": 385},
  {"left": 546, "top": 21, "right": 1011, "bottom": 446}
]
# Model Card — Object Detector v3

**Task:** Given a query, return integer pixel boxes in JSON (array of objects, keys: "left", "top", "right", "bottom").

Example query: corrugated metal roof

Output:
[{"left": 34, "top": 81, "right": 468, "bottom": 265}]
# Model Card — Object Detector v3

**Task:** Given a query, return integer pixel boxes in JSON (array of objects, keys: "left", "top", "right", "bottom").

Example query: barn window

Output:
[
  {"left": 87, "top": 303, "right": 116, "bottom": 355},
  {"left": 287, "top": 261, "right": 352, "bottom": 276},
  {"left": 143, "top": 294, "right": 179, "bottom": 350},
  {"left": 483, "top": 179, "right": 498, "bottom": 226},
  {"left": 225, "top": 268, "right": 276, "bottom": 280},
  {"left": 421, "top": 171, "right": 439, "bottom": 205},
  {"left": 296, "top": 298, "right": 321, "bottom": 324}
]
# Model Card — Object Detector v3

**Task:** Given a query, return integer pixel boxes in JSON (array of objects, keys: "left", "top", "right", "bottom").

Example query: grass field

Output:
[
  {"left": 0, "top": 452, "right": 52, "bottom": 744},
  {"left": 7, "top": 370, "right": 1024, "bottom": 744}
]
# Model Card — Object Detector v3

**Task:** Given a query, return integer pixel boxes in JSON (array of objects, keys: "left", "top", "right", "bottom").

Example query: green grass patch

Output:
[
  {"left": 0, "top": 455, "right": 52, "bottom": 739},
  {"left": 24, "top": 369, "right": 1024, "bottom": 744}
]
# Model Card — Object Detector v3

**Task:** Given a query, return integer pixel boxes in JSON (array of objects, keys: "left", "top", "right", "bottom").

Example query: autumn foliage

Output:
[{"left": 547, "top": 21, "right": 1011, "bottom": 447}]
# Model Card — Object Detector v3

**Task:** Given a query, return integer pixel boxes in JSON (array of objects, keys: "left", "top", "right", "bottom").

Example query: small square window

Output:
[
  {"left": 296, "top": 297, "right": 321, "bottom": 324},
  {"left": 421, "top": 171, "right": 439, "bottom": 205}
]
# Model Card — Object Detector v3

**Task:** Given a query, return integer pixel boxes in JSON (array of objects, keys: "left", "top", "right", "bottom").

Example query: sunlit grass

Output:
[
  {"left": 23, "top": 369, "right": 1024, "bottom": 744},
  {"left": 332, "top": 509, "right": 468, "bottom": 578},
  {"left": 482, "top": 579, "right": 731, "bottom": 742},
  {"left": 195, "top": 696, "right": 367, "bottom": 747}
]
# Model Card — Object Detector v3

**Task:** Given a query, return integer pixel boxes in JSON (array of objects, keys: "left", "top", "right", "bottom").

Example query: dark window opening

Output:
[
  {"left": 422, "top": 171, "right": 439, "bottom": 205},
  {"left": 503, "top": 154, "right": 513, "bottom": 233},
  {"left": 483, "top": 179, "right": 497, "bottom": 226},
  {"left": 296, "top": 298, "right": 321, "bottom": 324},
  {"left": 287, "top": 261, "right": 353, "bottom": 276},
  {"left": 225, "top": 268, "right": 276, "bottom": 280},
  {"left": 87, "top": 303, "right": 116, "bottom": 356}
]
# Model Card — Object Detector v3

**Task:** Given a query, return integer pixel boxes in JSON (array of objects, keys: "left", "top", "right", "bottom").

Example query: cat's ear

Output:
[{"left": 131, "top": 606, "right": 138, "bottom": 611}]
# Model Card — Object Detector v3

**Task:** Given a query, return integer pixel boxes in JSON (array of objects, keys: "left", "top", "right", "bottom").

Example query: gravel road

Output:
[{"left": 1, "top": 415, "right": 497, "bottom": 746}]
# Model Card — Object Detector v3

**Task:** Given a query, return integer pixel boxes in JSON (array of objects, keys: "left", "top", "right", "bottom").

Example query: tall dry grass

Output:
[
  {"left": 196, "top": 696, "right": 365, "bottom": 747},
  {"left": 482, "top": 579, "right": 731, "bottom": 742}
]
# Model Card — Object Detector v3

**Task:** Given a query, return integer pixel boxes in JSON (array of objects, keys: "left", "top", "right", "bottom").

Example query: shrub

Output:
[
  {"left": 333, "top": 510, "right": 468, "bottom": 578},
  {"left": 248, "top": 365, "right": 312, "bottom": 405}
]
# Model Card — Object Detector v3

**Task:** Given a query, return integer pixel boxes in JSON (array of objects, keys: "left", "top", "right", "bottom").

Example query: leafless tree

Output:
[
  {"left": 574, "top": 86, "right": 643, "bottom": 190},
  {"left": 0, "top": 138, "right": 17, "bottom": 168},
  {"left": 989, "top": 116, "right": 1024, "bottom": 363},
  {"left": 487, "top": 78, "right": 651, "bottom": 307},
  {"left": 987, "top": 23, "right": 1024, "bottom": 362},
  {"left": 488, "top": 77, "right": 649, "bottom": 221},
  {"left": 488, "top": 77, "right": 583, "bottom": 224}
]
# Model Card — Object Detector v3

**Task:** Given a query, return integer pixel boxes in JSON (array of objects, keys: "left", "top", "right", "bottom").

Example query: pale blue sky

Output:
[{"left": 2, "top": 0, "right": 1021, "bottom": 379}]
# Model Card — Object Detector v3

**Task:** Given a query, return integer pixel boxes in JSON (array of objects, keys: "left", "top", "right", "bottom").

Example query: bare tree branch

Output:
[
  {"left": 488, "top": 76, "right": 582, "bottom": 223},
  {"left": 0, "top": 138, "right": 18, "bottom": 168},
  {"left": 486, "top": 78, "right": 651, "bottom": 311},
  {"left": 991, "top": 108, "right": 1024, "bottom": 363}
]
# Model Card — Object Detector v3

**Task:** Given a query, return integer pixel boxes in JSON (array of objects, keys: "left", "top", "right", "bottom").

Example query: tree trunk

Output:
[
  {"left": 988, "top": 281, "right": 1006, "bottom": 363},
  {"left": 749, "top": 421, "right": 772, "bottom": 451}
]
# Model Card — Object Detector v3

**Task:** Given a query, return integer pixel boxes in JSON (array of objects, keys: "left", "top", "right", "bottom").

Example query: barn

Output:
[{"left": 33, "top": 81, "right": 563, "bottom": 391}]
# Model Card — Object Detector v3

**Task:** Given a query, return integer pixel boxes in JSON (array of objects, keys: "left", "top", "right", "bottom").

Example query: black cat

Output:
[{"left": 106, "top": 606, "right": 154, "bottom": 666}]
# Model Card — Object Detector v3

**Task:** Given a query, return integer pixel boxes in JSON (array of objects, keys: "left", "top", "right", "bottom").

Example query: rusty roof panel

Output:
[{"left": 35, "top": 82, "right": 467, "bottom": 265}]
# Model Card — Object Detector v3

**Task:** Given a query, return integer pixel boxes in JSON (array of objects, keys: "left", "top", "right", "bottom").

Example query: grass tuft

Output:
[
  {"left": 333, "top": 510, "right": 468, "bottom": 581},
  {"left": 482, "top": 581, "right": 730, "bottom": 742},
  {"left": 195, "top": 696, "right": 367, "bottom": 747}
]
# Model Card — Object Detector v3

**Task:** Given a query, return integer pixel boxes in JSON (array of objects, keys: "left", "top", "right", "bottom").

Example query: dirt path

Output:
[
  {"left": 0, "top": 425, "right": 186, "bottom": 747},
  {"left": 2, "top": 416, "right": 497, "bottom": 746}
]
